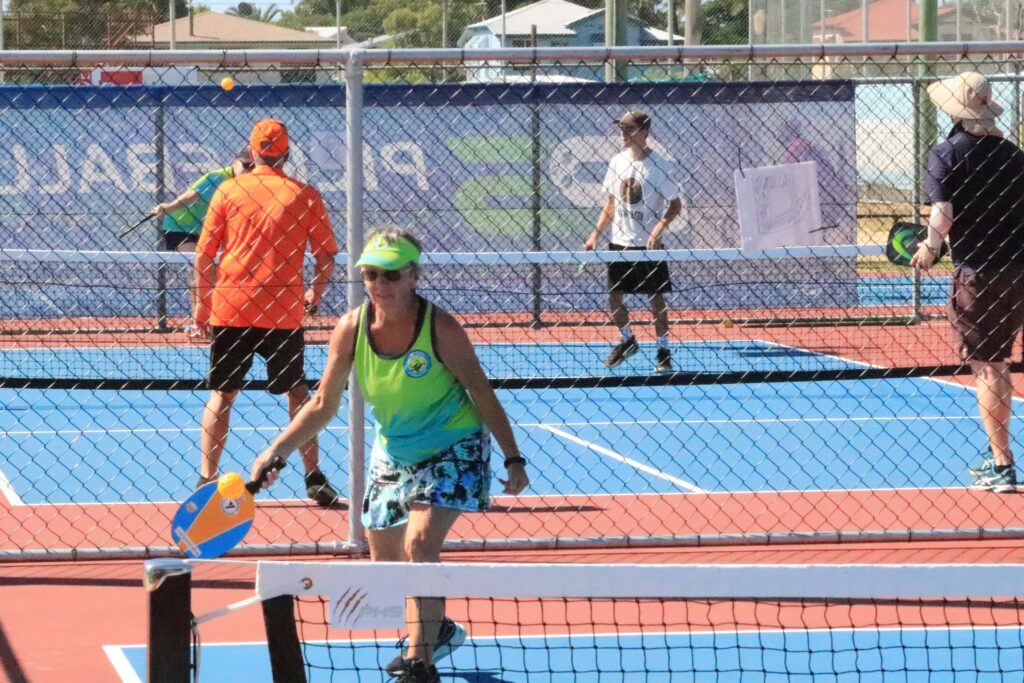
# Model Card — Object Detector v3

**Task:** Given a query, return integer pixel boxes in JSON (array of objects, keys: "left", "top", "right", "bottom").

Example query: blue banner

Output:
[{"left": 0, "top": 80, "right": 857, "bottom": 318}]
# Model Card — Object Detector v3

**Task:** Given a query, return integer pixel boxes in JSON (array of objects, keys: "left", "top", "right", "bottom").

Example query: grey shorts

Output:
[{"left": 361, "top": 431, "right": 492, "bottom": 530}]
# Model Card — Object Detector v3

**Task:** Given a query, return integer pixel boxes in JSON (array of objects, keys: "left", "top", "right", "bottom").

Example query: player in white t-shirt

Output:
[{"left": 583, "top": 110, "right": 682, "bottom": 373}]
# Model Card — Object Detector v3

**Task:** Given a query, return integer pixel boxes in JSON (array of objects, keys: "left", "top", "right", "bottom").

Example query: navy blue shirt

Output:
[{"left": 924, "top": 128, "right": 1024, "bottom": 269}]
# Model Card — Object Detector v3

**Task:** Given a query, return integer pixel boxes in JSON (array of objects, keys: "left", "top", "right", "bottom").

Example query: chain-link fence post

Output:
[
  {"left": 155, "top": 100, "right": 169, "bottom": 331},
  {"left": 912, "top": 3, "right": 939, "bottom": 324},
  {"left": 345, "top": 50, "right": 368, "bottom": 553},
  {"left": 530, "top": 29, "right": 543, "bottom": 328}
]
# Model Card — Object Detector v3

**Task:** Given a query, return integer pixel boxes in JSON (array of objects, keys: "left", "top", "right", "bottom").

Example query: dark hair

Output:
[{"left": 253, "top": 151, "right": 289, "bottom": 168}]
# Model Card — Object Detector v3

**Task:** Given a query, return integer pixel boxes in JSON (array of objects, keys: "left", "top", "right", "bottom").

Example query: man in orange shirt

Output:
[{"left": 194, "top": 118, "right": 339, "bottom": 507}]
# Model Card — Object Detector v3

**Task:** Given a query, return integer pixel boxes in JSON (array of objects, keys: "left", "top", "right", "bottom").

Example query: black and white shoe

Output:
[
  {"left": 393, "top": 659, "right": 440, "bottom": 683},
  {"left": 604, "top": 338, "right": 639, "bottom": 368},
  {"left": 386, "top": 618, "right": 466, "bottom": 675}
]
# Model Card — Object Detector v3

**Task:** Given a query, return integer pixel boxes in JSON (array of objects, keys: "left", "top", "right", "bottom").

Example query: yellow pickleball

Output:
[
  {"left": 220, "top": 76, "right": 235, "bottom": 91},
  {"left": 217, "top": 472, "right": 246, "bottom": 499}
]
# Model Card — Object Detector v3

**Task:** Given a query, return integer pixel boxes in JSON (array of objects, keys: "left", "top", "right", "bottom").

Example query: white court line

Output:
[
  {"left": 537, "top": 423, "right": 705, "bottom": 493},
  {"left": 518, "top": 414, "right": 981, "bottom": 429},
  {"left": 755, "top": 338, "right": 1024, "bottom": 405},
  {"left": 107, "top": 622, "right": 1024, "bottom": 662},
  {"left": 502, "top": 483, "right": 964, "bottom": 499},
  {"left": 1, "top": 415, "right": 985, "bottom": 439},
  {"left": 2, "top": 425, "right": 349, "bottom": 438},
  {"left": 0, "top": 461, "right": 23, "bottom": 506},
  {"left": 2, "top": 339, "right": 741, "bottom": 353},
  {"left": 12, "top": 493, "right": 343, "bottom": 509},
  {"left": 104, "top": 645, "right": 143, "bottom": 683}
]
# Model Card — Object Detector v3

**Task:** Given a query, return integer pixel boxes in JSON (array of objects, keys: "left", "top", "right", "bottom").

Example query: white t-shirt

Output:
[{"left": 601, "top": 150, "right": 679, "bottom": 247}]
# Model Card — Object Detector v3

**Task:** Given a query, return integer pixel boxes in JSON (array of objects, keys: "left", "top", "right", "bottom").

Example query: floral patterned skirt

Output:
[{"left": 361, "top": 431, "right": 491, "bottom": 530}]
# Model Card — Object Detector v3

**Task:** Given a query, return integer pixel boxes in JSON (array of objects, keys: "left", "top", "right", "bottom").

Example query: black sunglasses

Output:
[{"left": 362, "top": 268, "right": 404, "bottom": 282}]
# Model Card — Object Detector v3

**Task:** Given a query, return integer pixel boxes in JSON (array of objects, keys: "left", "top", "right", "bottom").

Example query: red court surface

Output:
[
  {"left": 3, "top": 540, "right": 1024, "bottom": 683},
  {"left": 4, "top": 487, "right": 1024, "bottom": 555}
]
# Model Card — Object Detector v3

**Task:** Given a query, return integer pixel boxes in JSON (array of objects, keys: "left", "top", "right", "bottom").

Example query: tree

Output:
[
  {"left": 6, "top": 0, "right": 192, "bottom": 49},
  {"left": 226, "top": 2, "right": 284, "bottom": 21},
  {"left": 701, "top": 0, "right": 748, "bottom": 45},
  {"left": 291, "top": 0, "right": 337, "bottom": 14}
]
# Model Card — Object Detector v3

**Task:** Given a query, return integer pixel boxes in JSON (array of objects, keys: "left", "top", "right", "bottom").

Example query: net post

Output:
[
  {"left": 261, "top": 595, "right": 307, "bottom": 683},
  {"left": 144, "top": 558, "right": 192, "bottom": 683},
  {"left": 345, "top": 50, "right": 367, "bottom": 550}
]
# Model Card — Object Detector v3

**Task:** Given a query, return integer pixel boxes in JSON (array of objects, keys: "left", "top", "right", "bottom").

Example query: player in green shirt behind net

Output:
[{"left": 153, "top": 147, "right": 254, "bottom": 334}]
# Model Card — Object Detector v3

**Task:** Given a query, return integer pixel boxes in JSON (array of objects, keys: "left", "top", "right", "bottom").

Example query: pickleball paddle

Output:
[{"left": 170, "top": 456, "right": 285, "bottom": 559}]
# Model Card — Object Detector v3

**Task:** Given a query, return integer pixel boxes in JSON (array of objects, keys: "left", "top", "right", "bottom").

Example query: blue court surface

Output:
[
  {"left": 0, "top": 340, "right": 1014, "bottom": 505},
  {"left": 107, "top": 625, "right": 1024, "bottom": 682}
]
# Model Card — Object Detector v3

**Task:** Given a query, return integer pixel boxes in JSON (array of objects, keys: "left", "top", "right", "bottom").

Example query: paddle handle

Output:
[
  {"left": 246, "top": 455, "right": 287, "bottom": 494},
  {"left": 118, "top": 212, "right": 156, "bottom": 238}
]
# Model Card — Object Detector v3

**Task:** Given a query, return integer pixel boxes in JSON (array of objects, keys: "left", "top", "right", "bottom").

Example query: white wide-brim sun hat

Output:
[{"left": 927, "top": 71, "right": 1004, "bottom": 120}]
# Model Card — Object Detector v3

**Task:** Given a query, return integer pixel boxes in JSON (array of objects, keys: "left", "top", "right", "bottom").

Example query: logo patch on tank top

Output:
[{"left": 403, "top": 350, "right": 431, "bottom": 378}]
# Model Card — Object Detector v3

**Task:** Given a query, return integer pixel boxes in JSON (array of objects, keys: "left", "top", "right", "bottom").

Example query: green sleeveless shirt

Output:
[{"left": 354, "top": 298, "right": 482, "bottom": 464}]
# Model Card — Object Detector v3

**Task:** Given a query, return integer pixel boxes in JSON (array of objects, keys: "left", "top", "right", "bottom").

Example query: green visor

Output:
[{"left": 355, "top": 235, "right": 421, "bottom": 270}]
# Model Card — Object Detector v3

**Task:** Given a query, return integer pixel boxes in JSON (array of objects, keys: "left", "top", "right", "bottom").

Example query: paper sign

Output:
[{"left": 734, "top": 161, "right": 823, "bottom": 250}]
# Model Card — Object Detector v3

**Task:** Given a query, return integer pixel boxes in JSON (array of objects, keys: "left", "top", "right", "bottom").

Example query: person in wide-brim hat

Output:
[
  {"left": 927, "top": 71, "right": 1004, "bottom": 121},
  {"left": 912, "top": 69, "right": 1024, "bottom": 496}
]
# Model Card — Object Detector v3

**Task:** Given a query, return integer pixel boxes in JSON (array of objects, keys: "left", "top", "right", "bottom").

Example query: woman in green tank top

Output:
[{"left": 249, "top": 229, "right": 529, "bottom": 683}]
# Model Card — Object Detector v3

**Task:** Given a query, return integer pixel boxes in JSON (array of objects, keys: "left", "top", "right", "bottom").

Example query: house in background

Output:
[
  {"left": 131, "top": 11, "right": 337, "bottom": 84},
  {"left": 459, "top": 0, "right": 681, "bottom": 82},
  {"left": 459, "top": 0, "right": 681, "bottom": 48},
  {"left": 303, "top": 25, "right": 356, "bottom": 46},
  {"left": 810, "top": 0, "right": 994, "bottom": 42},
  {"left": 306, "top": 27, "right": 399, "bottom": 50}
]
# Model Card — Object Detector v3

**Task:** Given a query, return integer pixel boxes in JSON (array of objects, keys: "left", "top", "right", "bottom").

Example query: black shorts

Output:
[
  {"left": 161, "top": 231, "right": 199, "bottom": 252},
  {"left": 209, "top": 326, "right": 307, "bottom": 394},
  {"left": 607, "top": 243, "right": 673, "bottom": 294}
]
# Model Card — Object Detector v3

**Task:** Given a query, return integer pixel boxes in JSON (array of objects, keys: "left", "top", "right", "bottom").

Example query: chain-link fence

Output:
[
  {"left": 9, "top": 0, "right": 1021, "bottom": 53},
  {"left": 3, "top": 43, "right": 1024, "bottom": 560}
]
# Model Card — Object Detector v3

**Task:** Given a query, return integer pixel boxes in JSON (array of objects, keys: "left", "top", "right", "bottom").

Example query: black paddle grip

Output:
[{"left": 246, "top": 455, "right": 287, "bottom": 494}]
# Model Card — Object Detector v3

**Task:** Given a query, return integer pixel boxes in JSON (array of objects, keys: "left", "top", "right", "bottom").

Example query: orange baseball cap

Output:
[{"left": 249, "top": 118, "right": 289, "bottom": 158}]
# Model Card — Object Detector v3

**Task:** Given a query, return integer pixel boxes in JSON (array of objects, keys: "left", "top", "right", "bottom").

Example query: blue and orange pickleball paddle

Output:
[{"left": 171, "top": 456, "right": 285, "bottom": 559}]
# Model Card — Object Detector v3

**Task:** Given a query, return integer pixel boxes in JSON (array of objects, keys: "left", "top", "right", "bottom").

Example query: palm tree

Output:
[{"left": 226, "top": 3, "right": 284, "bottom": 22}]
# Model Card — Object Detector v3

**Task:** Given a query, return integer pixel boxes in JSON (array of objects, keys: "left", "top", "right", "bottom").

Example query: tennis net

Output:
[
  {"left": 143, "top": 558, "right": 1024, "bottom": 682},
  {"left": 1, "top": 244, "right": 967, "bottom": 391}
]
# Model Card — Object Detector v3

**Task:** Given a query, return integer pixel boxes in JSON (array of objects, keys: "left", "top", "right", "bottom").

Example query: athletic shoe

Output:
[
  {"left": 195, "top": 473, "right": 218, "bottom": 490},
  {"left": 305, "top": 469, "right": 340, "bottom": 508},
  {"left": 968, "top": 451, "right": 993, "bottom": 477},
  {"left": 393, "top": 659, "right": 440, "bottom": 683},
  {"left": 654, "top": 348, "right": 673, "bottom": 374},
  {"left": 386, "top": 618, "right": 466, "bottom": 675},
  {"left": 970, "top": 463, "right": 1018, "bottom": 493},
  {"left": 604, "top": 338, "right": 639, "bottom": 368}
]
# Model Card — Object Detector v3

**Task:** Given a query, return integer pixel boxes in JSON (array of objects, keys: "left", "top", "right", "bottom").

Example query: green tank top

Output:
[{"left": 354, "top": 298, "right": 482, "bottom": 464}]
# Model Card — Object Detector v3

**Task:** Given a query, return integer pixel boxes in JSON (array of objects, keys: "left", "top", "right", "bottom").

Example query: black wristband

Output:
[{"left": 504, "top": 456, "right": 526, "bottom": 468}]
